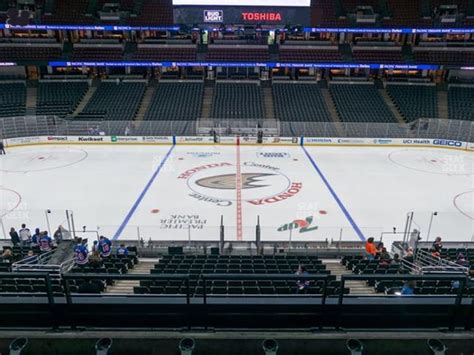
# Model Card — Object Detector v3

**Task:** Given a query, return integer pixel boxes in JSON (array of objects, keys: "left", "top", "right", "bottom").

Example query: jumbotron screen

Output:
[{"left": 173, "top": 0, "right": 310, "bottom": 6}]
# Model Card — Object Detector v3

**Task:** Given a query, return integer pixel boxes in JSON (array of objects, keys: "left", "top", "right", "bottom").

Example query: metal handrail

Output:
[
  {"left": 338, "top": 274, "right": 469, "bottom": 330},
  {"left": 61, "top": 273, "right": 192, "bottom": 305},
  {"left": 416, "top": 249, "right": 469, "bottom": 274}
]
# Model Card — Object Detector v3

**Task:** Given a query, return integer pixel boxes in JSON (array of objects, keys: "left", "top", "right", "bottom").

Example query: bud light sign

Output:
[{"left": 204, "top": 10, "right": 223, "bottom": 22}]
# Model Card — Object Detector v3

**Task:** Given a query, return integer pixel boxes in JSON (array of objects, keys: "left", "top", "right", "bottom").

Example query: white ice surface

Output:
[{"left": 0, "top": 144, "right": 472, "bottom": 244}]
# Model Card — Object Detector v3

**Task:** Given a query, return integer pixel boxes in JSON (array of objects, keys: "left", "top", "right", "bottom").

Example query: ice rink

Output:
[{"left": 0, "top": 144, "right": 472, "bottom": 244}]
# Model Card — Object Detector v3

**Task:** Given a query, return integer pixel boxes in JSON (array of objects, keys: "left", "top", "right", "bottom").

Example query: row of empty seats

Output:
[
  {"left": 37, "top": 81, "right": 89, "bottom": 117},
  {"left": 144, "top": 81, "right": 203, "bottom": 121},
  {"left": 273, "top": 83, "right": 332, "bottom": 122},
  {"left": 387, "top": 84, "right": 438, "bottom": 122},
  {"left": 76, "top": 81, "right": 146, "bottom": 121},
  {"left": 330, "top": 83, "right": 397, "bottom": 123},
  {"left": 448, "top": 86, "right": 474, "bottom": 121},
  {"left": 0, "top": 82, "right": 26, "bottom": 118},
  {"left": 0, "top": 46, "right": 62, "bottom": 62},
  {"left": 211, "top": 82, "right": 265, "bottom": 119}
]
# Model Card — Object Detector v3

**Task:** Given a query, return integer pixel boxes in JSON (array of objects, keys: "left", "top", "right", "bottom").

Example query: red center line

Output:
[{"left": 236, "top": 136, "right": 243, "bottom": 241}]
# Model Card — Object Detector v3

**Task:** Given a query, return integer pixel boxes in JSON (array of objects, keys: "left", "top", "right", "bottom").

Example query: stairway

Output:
[
  {"left": 321, "top": 88, "right": 341, "bottom": 124},
  {"left": 379, "top": 88, "right": 406, "bottom": 124},
  {"left": 262, "top": 86, "right": 275, "bottom": 119},
  {"left": 437, "top": 87, "right": 449, "bottom": 119},
  {"left": 323, "top": 260, "right": 377, "bottom": 295},
  {"left": 106, "top": 260, "right": 156, "bottom": 295},
  {"left": 26, "top": 87, "right": 37, "bottom": 116},
  {"left": 72, "top": 85, "right": 96, "bottom": 116},
  {"left": 200, "top": 83, "right": 214, "bottom": 120},
  {"left": 134, "top": 83, "right": 156, "bottom": 121}
]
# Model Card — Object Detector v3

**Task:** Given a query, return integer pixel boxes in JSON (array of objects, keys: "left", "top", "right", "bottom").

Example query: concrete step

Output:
[
  {"left": 201, "top": 85, "right": 214, "bottom": 120},
  {"left": 262, "top": 86, "right": 275, "bottom": 119},
  {"left": 105, "top": 262, "right": 156, "bottom": 294},
  {"left": 26, "top": 87, "right": 37, "bottom": 115},
  {"left": 380, "top": 88, "right": 406, "bottom": 124},
  {"left": 134, "top": 84, "right": 155, "bottom": 121},
  {"left": 73, "top": 85, "right": 96, "bottom": 116},
  {"left": 437, "top": 89, "right": 449, "bottom": 119}
]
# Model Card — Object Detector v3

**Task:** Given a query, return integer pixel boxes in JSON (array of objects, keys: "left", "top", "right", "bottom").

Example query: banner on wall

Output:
[
  {"left": 3, "top": 135, "right": 471, "bottom": 150},
  {"left": 6, "top": 136, "right": 40, "bottom": 146}
]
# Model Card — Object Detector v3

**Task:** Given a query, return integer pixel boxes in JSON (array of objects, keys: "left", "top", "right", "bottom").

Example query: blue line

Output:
[
  {"left": 113, "top": 145, "right": 175, "bottom": 240},
  {"left": 301, "top": 146, "right": 366, "bottom": 242}
]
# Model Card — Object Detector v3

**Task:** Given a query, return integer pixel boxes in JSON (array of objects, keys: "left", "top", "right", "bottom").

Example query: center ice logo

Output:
[
  {"left": 178, "top": 162, "right": 302, "bottom": 207},
  {"left": 196, "top": 173, "right": 274, "bottom": 190},
  {"left": 278, "top": 216, "right": 318, "bottom": 234}
]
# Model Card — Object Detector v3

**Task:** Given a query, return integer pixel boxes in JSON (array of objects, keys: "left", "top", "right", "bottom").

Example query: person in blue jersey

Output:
[
  {"left": 31, "top": 228, "right": 41, "bottom": 245},
  {"left": 116, "top": 244, "right": 129, "bottom": 257},
  {"left": 98, "top": 236, "right": 112, "bottom": 258},
  {"left": 74, "top": 238, "right": 89, "bottom": 266},
  {"left": 38, "top": 231, "right": 53, "bottom": 252},
  {"left": 401, "top": 280, "right": 416, "bottom": 295}
]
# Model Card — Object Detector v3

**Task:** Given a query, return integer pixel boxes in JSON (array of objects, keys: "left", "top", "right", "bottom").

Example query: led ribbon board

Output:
[{"left": 48, "top": 61, "right": 440, "bottom": 70}]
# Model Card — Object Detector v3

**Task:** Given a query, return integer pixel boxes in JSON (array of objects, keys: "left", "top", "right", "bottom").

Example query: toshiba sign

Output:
[{"left": 241, "top": 12, "right": 282, "bottom": 21}]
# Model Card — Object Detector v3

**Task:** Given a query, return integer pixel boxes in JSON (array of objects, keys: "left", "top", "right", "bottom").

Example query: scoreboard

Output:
[
  {"left": 173, "top": 0, "right": 310, "bottom": 6},
  {"left": 172, "top": 0, "right": 311, "bottom": 25}
]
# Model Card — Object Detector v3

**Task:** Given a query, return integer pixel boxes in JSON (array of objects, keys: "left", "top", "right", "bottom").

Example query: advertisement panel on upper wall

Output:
[
  {"left": 173, "top": 0, "right": 310, "bottom": 6},
  {"left": 174, "top": 7, "right": 310, "bottom": 25}
]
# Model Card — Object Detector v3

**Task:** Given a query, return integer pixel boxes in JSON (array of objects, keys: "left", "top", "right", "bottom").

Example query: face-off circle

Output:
[
  {"left": 453, "top": 191, "right": 474, "bottom": 220},
  {"left": 0, "top": 147, "right": 88, "bottom": 173},
  {"left": 0, "top": 187, "right": 22, "bottom": 218},
  {"left": 388, "top": 149, "right": 473, "bottom": 175}
]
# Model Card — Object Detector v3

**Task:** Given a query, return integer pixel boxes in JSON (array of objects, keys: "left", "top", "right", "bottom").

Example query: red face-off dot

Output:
[
  {"left": 151, "top": 209, "right": 160, "bottom": 214},
  {"left": 319, "top": 210, "right": 327, "bottom": 215}
]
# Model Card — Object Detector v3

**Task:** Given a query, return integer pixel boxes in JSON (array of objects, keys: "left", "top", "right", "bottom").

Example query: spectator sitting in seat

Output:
[
  {"left": 89, "top": 251, "right": 103, "bottom": 268},
  {"left": 365, "top": 237, "right": 377, "bottom": 260},
  {"left": 98, "top": 235, "right": 112, "bottom": 258},
  {"left": 31, "top": 228, "right": 41, "bottom": 245},
  {"left": 392, "top": 253, "right": 401, "bottom": 264},
  {"left": 74, "top": 238, "right": 89, "bottom": 266},
  {"left": 18, "top": 224, "right": 31, "bottom": 246},
  {"left": 456, "top": 253, "right": 469, "bottom": 267},
  {"left": 1, "top": 249, "right": 13, "bottom": 263},
  {"left": 77, "top": 279, "right": 102, "bottom": 294},
  {"left": 376, "top": 242, "right": 384, "bottom": 256},
  {"left": 9, "top": 227, "right": 20, "bottom": 246},
  {"left": 401, "top": 280, "right": 416, "bottom": 295},
  {"left": 451, "top": 280, "right": 460, "bottom": 292},
  {"left": 92, "top": 240, "right": 98, "bottom": 252},
  {"left": 379, "top": 247, "right": 392, "bottom": 267},
  {"left": 39, "top": 231, "right": 53, "bottom": 252},
  {"left": 116, "top": 244, "right": 129, "bottom": 257},
  {"left": 295, "top": 265, "right": 310, "bottom": 294},
  {"left": 431, "top": 237, "right": 443, "bottom": 258}
]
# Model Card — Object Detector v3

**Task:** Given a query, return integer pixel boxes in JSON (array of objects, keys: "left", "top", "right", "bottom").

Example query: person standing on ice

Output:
[{"left": 0, "top": 140, "right": 5, "bottom": 154}]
